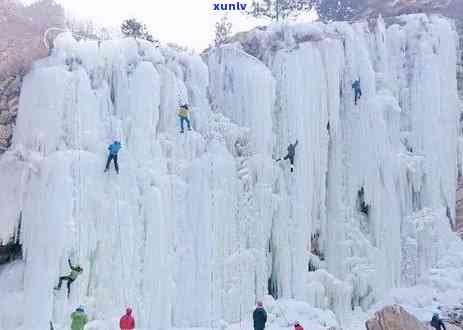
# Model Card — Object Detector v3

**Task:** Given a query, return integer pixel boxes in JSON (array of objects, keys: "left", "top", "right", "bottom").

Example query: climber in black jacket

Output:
[{"left": 276, "top": 140, "right": 298, "bottom": 172}]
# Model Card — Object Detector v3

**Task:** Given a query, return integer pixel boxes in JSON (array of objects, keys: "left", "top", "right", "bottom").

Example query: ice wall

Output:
[{"left": 0, "top": 14, "right": 460, "bottom": 330}]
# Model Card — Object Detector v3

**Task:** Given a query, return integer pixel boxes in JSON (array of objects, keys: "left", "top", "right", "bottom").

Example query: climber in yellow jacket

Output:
[{"left": 177, "top": 104, "right": 192, "bottom": 133}]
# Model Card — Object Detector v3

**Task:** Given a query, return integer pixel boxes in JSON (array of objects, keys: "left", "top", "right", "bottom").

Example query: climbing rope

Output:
[
  {"left": 116, "top": 191, "right": 129, "bottom": 307},
  {"left": 238, "top": 160, "right": 244, "bottom": 330},
  {"left": 77, "top": 151, "right": 82, "bottom": 272},
  {"left": 210, "top": 154, "right": 215, "bottom": 330},
  {"left": 239, "top": 258, "right": 243, "bottom": 330},
  {"left": 238, "top": 157, "right": 247, "bottom": 330},
  {"left": 75, "top": 74, "right": 82, "bottom": 265}
]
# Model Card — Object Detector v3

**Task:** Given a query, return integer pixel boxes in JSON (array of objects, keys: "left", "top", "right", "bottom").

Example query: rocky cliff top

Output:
[{"left": 357, "top": 0, "right": 463, "bottom": 20}]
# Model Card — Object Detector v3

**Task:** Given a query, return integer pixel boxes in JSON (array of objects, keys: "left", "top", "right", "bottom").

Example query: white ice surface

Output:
[{"left": 0, "top": 14, "right": 461, "bottom": 330}]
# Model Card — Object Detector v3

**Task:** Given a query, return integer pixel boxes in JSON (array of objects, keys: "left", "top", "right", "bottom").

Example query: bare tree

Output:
[
  {"left": 121, "top": 18, "right": 158, "bottom": 43},
  {"left": 66, "top": 17, "right": 98, "bottom": 41},
  {"left": 313, "top": 0, "right": 368, "bottom": 22},
  {"left": 214, "top": 15, "right": 233, "bottom": 47},
  {"left": 0, "top": 0, "right": 65, "bottom": 152},
  {"left": 247, "top": 0, "right": 314, "bottom": 21},
  {"left": 246, "top": 0, "right": 372, "bottom": 22}
]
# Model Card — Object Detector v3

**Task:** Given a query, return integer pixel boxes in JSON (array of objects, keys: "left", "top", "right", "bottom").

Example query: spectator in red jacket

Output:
[
  {"left": 294, "top": 321, "right": 304, "bottom": 330},
  {"left": 120, "top": 307, "right": 135, "bottom": 330}
]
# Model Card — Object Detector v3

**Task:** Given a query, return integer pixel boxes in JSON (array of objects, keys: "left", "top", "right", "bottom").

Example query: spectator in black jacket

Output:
[
  {"left": 431, "top": 313, "right": 447, "bottom": 330},
  {"left": 253, "top": 301, "right": 267, "bottom": 330}
]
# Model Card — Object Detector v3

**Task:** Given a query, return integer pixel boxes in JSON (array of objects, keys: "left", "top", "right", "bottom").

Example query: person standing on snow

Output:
[
  {"left": 104, "top": 141, "right": 122, "bottom": 174},
  {"left": 276, "top": 140, "right": 299, "bottom": 173},
  {"left": 294, "top": 321, "right": 304, "bottom": 330},
  {"left": 352, "top": 79, "right": 362, "bottom": 105},
  {"left": 70, "top": 306, "right": 88, "bottom": 330},
  {"left": 253, "top": 301, "right": 267, "bottom": 330},
  {"left": 54, "top": 259, "right": 83, "bottom": 298},
  {"left": 120, "top": 307, "right": 135, "bottom": 330},
  {"left": 177, "top": 104, "right": 192, "bottom": 133},
  {"left": 431, "top": 313, "right": 447, "bottom": 330}
]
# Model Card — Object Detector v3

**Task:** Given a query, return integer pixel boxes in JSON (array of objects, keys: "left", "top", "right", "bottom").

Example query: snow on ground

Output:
[{"left": 0, "top": 13, "right": 461, "bottom": 330}]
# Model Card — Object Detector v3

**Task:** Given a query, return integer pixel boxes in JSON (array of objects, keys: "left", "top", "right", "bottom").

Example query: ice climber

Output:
[
  {"left": 177, "top": 104, "right": 192, "bottom": 133},
  {"left": 294, "top": 321, "right": 304, "bottom": 330},
  {"left": 352, "top": 79, "right": 362, "bottom": 105},
  {"left": 276, "top": 140, "right": 299, "bottom": 173},
  {"left": 120, "top": 307, "right": 135, "bottom": 330},
  {"left": 70, "top": 306, "right": 88, "bottom": 330},
  {"left": 253, "top": 301, "right": 267, "bottom": 330},
  {"left": 431, "top": 313, "right": 447, "bottom": 330},
  {"left": 54, "top": 259, "right": 83, "bottom": 297},
  {"left": 104, "top": 141, "right": 122, "bottom": 174}
]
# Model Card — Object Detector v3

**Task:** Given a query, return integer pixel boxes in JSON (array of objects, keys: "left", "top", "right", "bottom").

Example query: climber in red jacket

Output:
[
  {"left": 120, "top": 307, "right": 135, "bottom": 330},
  {"left": 294, "top": 321, "right": 304, "bottom": 330}
]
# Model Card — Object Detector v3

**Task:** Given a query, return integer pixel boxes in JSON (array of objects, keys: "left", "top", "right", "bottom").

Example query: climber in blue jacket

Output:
[
  {"left": 352, "top": 79, "right": 362, "bottom": 105},
  {"left": 104, "top": 141, "right": 121, "bottom": 174}
]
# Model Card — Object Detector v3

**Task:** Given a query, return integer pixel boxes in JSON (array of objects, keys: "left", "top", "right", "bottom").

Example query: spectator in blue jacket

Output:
[
  {"left": 104, "top": 141, "right": 121, "bottom": 174},
  {"left": 352, "top": 79, "right": 362, "bottom": 105}
]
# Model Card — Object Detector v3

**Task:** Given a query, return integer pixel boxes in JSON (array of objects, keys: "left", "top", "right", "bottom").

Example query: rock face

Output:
[
  {"left": 456, "top": 179, "right": 463, "bottom": 238},
  {"left": 359, "top": 0, "right": 463, "bottom": 19},
  {"left": 450, "top": 326, "right": 461, "bottom": 330},
  {"left": 448, "top": 325, "right": 462, "bottom": 330},
  {"left": 366, "top": 305, "right": 427, "bottom": 330},
  {"left": 0, "top": 76, "right": 20, "bottom": 152},
  {"left": 0, "top": 0, "right": 65, "bottom": 153}
]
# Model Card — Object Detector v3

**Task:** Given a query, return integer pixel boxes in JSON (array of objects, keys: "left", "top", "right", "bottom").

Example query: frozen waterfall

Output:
[{"left": 0, "top": 14, "right": 461, "bottom": 330}]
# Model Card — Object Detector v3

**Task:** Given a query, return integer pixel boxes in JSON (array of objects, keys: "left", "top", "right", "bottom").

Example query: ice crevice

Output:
[{"left": 0, "top": 14, "right": 462, "bottom": 330}]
